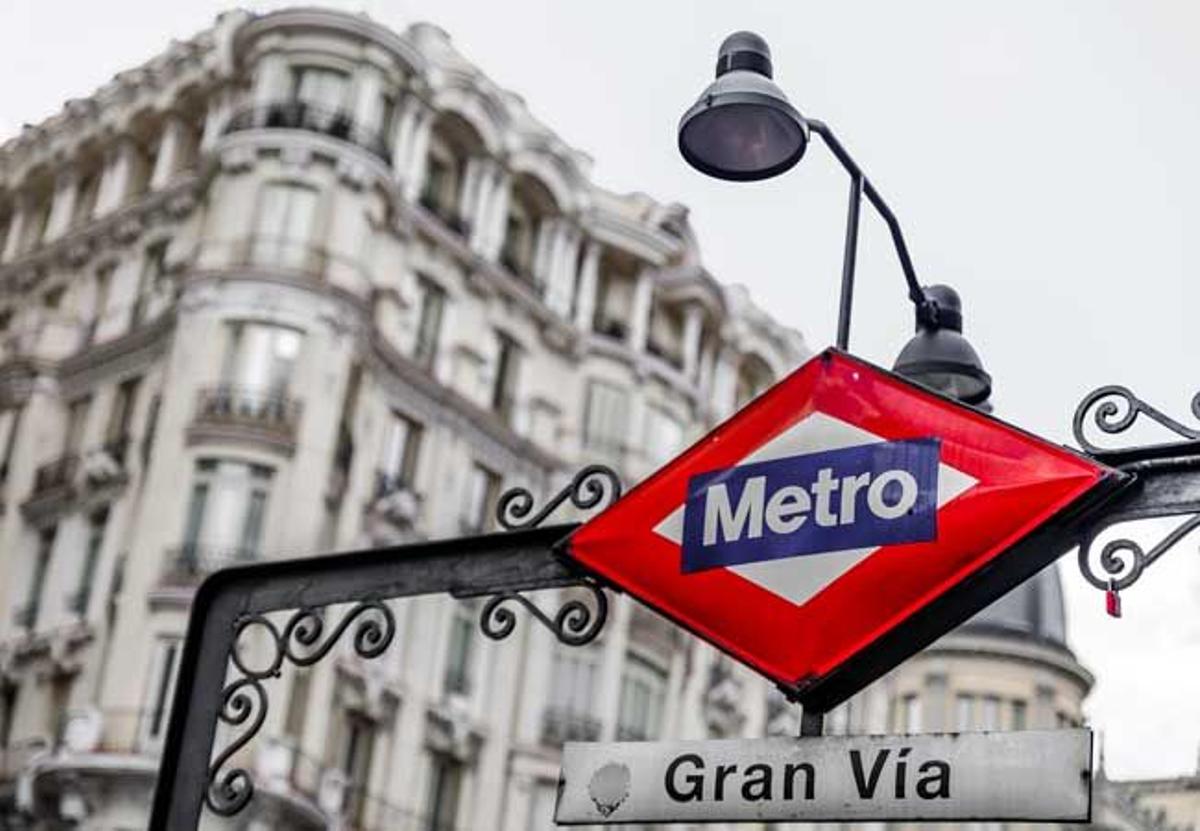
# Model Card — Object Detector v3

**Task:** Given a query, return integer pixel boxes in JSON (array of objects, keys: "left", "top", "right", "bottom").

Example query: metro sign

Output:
[{"left": 568, "top": 350, "right": 1125, "bottom": 709}]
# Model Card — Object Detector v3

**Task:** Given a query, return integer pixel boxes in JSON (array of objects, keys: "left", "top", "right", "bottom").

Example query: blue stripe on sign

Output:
[{"left": 680, "top": 438, "right": 941, "bottom": 573}]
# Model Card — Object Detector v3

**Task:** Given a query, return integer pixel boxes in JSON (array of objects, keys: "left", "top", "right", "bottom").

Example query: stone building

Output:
[{"left": 0, "top": 7, "right": 1174, "bottom": 831}]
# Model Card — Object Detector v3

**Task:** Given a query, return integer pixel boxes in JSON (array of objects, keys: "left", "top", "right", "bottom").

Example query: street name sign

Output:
[
  {"left": 568, "top": 349, "right": 1124, "bottom": 708},
  {"left": 555, "top": 730, "right": 1093, "bottom": 824}
]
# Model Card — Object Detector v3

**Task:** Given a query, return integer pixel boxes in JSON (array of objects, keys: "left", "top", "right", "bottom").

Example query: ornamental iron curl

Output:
[
  {"left": 1078, "top": 513, "right": 1200, "bottom": 592},
  {"left": 479, "top": 580, "right": 608, "bottom": 646},
  {"left": 1073, "top": 384, "right": 1200, "bottom": 455},
  {"left": 205, "top": 601, "right": 396, "bottom": 816},
  {"left": 496, "top": 464, "right": 622, "bottom": 530}
]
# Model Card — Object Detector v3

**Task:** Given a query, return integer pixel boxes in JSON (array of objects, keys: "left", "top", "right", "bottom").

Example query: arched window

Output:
[
  {"left": 420, "top": 113, "right": 485, "bottom": 234},
  {"left": 500, "top": 172, "right": 557, "bottom": 288},
  {"left": 735, "top": 354, "right": 775, "bottom": 409}
]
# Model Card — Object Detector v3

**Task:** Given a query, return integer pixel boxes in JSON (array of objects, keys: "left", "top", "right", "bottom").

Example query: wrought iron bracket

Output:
[
  {"left": 1073, "top": 386, "right": 1200, "bottom": 594},
  {"left": 149, "top": 465, "right": 623, "bottom": 830}
]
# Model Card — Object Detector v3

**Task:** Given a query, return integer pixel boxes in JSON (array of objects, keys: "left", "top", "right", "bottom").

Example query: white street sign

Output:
[{"left": 556, "top": 730, "right": 1092, "bottom": 825}]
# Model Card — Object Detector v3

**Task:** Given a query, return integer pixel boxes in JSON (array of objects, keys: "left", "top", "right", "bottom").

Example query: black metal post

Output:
[
  {"left": 836, "top": 173, "right": 863, "bottom": 350},
  {"left": 148, "top": 523, "right": 593, "bottom": 830},
  {"left": 800, "top": 709, "right": 825, "bottom": 737},
  {"left": 807, "top": 119, "right": 930, "bottom": 323}
]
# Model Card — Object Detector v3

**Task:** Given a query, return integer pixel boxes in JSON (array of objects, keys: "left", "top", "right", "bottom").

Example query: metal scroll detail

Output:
[
  {"left": 496, "top": 464, "right": 622, "bottom": 531},
  {"left": 1073, "top": 385, "right": 1200, "bottom": 455},
  {"left": 206, "top": 601, "right": 396, "bottom": 816},
  {"left": 480, "top": 580, "right": 609, "bottom": 646},
  {"left": 1078, "top": 514, "right": 1200, "bottom": 592},
  {"left": 477, "top": 465, "right": 621, "bottom": 646}
]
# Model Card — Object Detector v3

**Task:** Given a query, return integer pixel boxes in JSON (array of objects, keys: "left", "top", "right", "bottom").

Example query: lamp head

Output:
[
  {"left": 678, "top": 31, "right": 808, "bottom": 181},
  {"left": 893, "top": 285, "right": 993, "bottom": 406}
]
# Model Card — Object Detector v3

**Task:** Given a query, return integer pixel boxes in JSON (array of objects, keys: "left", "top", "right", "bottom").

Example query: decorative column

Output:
[
  {"left": 350, "top": 60, "right": 385, "bottom": 134},
  {"left": 531, "top": 218, "right": 556, "bottom": 287},
  {"left": 0, "top": 193, "right": 30, "bottom": 263},
  {"left": 201, "top": 87, "right": 234, "bottom": 151},
  {"left": 572, "top": 241, "right": 601, "bottom": 331},
  {"left": 468, "top": 159, "right": 498, "bottom": 254},
  {"left": 251, "top": 52, "right": 289, "bottom": 109},
  {"left": 149, "top": 115, "right": 189, "bottom": 190},
  {"left": 481, "top": 168, "right": 511, "bottom": 260},
  {"left": 401, "top": 102, "right": 434, "bottom": 201},
  {"left": 552, "top": 226, "right": 581, "bottom": 317},
  {"left": 711, "top": 343, "right": 740, "bottom": 419},
  {"left": 681, "top": 302, "right": 704, "bottom": 381},
  {"left": 627, "top": 268, "right": 654, "bottom": 353},
  {"left": 42, "top": 169, "right": 80, "bottom": 242},
  {"left": 93, "top": 139, "right": 139, "bottom": 217}
]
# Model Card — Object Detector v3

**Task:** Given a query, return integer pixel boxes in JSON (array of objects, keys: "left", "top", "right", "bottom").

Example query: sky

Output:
[{"left": 2, "top": 0, "right": 1198, "bottom": 780}]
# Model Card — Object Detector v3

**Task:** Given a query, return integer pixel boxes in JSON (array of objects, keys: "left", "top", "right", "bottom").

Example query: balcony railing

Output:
[
  {"left": 418, "top": 191, "right": 471, "bottom": 237},
  {"left": 31, "top": 454, "right": 79, "bottom": 498},
  {"left": 12, "top": 603, "right": 38, "bottom": 631},
  {"left": 224, "top": 101, "right": 392, "bottom": 165},
  {"left": 161, "top": 543, "right": 260, "bottom": 586},
  {"left": 193, "top": 384, "right": 302, "bottom": 438},
  {"left": 540, "top": 708, "right": 602, "bottom": 745}
]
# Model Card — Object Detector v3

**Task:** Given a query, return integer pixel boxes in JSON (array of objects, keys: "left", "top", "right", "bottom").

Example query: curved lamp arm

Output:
[{"left": 806, "top": 118, "right": 935, "bottom": 347}]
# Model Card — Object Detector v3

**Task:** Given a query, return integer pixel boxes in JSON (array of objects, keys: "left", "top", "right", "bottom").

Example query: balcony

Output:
[
  {"left": 540, "top": 708, "right": 602, "bottom": 745},
  {"left": 80, "top": 435, "right": 131, "bottom": 487},
  {"left": 418, "top": 191, "right": 471, "bottom": 238},
  {"left": 30, "top": 454, "right": 79, "bottom": 500},
  {"left": 160, "top": 543, "right": 260, "bottom": 586},
  {"left": 224, "top": 101, "right": 392, "bottom": 165},
  {"left": 189, "top": 384, "right": 302, "bottom": 455}
]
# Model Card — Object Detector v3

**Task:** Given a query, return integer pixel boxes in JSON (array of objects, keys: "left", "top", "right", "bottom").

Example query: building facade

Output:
[{"left": 0, "top": 8, "right": 1171, "bottom": 831}]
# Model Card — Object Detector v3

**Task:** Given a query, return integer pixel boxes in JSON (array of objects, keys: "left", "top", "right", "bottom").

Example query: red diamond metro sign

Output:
[{"left": 567, "top": 350, "right": 1125, "bottom": 709}]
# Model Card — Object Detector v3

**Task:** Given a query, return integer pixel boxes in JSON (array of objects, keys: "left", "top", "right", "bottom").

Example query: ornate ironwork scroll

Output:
[
  {"left": 1073, "top": 384, "right": 1200, "bottom": 455},
  {"left": 206, "top": 601, "right": 396, "bottom": 815},
  {"left": 480, "top": 580, "right": 608, "bottom": 646},
  {"left": 1078, "top": 513, "right": 1200, "bottom": 592},
  {"left": 476, "top": 465, "right": 622, "bottom": 646},
  {"left": 496, "top": 464, "right": 622, "bottom": 530}
]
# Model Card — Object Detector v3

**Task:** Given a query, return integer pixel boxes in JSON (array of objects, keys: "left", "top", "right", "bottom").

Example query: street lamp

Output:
[{"left": 679, "top": 31, "right": 992, "bottom": 404}]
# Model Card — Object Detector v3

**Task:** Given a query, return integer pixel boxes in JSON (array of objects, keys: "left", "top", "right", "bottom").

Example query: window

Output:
[
  {"left": 339, "top": 710, "right": 376, "bottom": 824},
  {"left": 180, "top": 460, "right": 274, "bottom": 565},
  {"left": 71, "top": 509, "right": 107, "bottom": 617},
  {"left": 643, "top": 406, "right": 685, "bottom": 468},
  {"left": 616, "top": 653, "right": 667, "bottom": 741},
  {"left": 43, "top": 286, "right": 64, "bottom": 310},
  {"left": 413, "top": 276, "right": 446, "bottom": 370},
  {"left": 583, "top": 380, "right": 629, "bottom": 457},
  {"left": 63, "top": 396, "right": 91, "bottom": 456},
  {"left": 461, "top": 463, "right": 501, "bottom": 534},
  {"left": 443, "top": 601, "right": 477, "bottom": 695},
  {"left": 1011, "top": 700, "right": 1027, "bottom": 731},
  {"left": 73, "top": 170, "right": 100, "bottom": 226},
  {"left": 284, "top": 670, "right": 311, "bottom": 741},
  {"left": 84, "top": 263, "right": 114, "bottom": 345},
  {"left": 292, "top": 66, "right": 350, "bottom": 112},
  {"left": 955, "top": 693, "right": 975, "bottom": 731},
  {"left": 500, "top": 202, "right": 536, "bottom": 279},
  {"left": 0, "top": 682, "right": 17, "bottom": 749},
  {"left": 981, "top": 696, "right": 1001, "bottom": 731},
  {"left": 143, "top": 637, "right": 181, "bottom": 744},
  {"left": 425, "top": 753, "right": 463, "bottom": 831},
  {"left": 545, "top": 645, "right": 600, "bottom": 741},
  {"left": 902, "top": 694, "right": 921, "bottom": 733},
  {"left": 22, "top": 527, "right": 56, "bottom": 630},
  {"left": 0, "top": 407, "right": 20, "bottom": 483},
  {"left": 491, "top": 332, "right": 521, "bottom": 424},
  {"left": 106, "top": 377, "right": 140, "bottom": 463},
  {"left": 420, "top": 144, "right": 462, "bottom": 222},
  {"left": 379, "top": 411, "right": 422, "bottom": 496},
  {"left": 132, "top": 240, "right": 168, "bottom": 325},
  {"left": 252, "top": 182, "right": 319, "bottom": 268},
  {"left": 223, "top": 322, "right": 302, "bottom": 395},
  {"left": 735, "top": 355, "right": 775, "bottom": 409}
]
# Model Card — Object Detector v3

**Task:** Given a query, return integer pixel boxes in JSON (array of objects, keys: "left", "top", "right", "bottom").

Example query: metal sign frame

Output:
[{"left": 146, "top": 373, "right": 1200, "bottom": 830}]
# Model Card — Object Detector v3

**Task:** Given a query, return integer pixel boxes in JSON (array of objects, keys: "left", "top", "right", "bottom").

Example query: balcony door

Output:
[
  {"left": 180, "top": 459, "right": 274, "bottom": 567},
  {"left": 223, "top": 322, "right": 301, "bottom": 399}
]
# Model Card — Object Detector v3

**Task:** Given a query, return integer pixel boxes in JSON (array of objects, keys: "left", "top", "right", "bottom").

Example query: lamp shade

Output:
[
  {"left": 893, "top": 285, "right": 993, "bottom": 406},
  {"left": 678, "top": 32, "right": 808, "bottom": 181}
]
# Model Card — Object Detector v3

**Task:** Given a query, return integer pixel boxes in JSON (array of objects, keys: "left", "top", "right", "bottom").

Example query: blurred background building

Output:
[{"left": 0, "top": 7, "right": 1192, "bottom": 831}]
